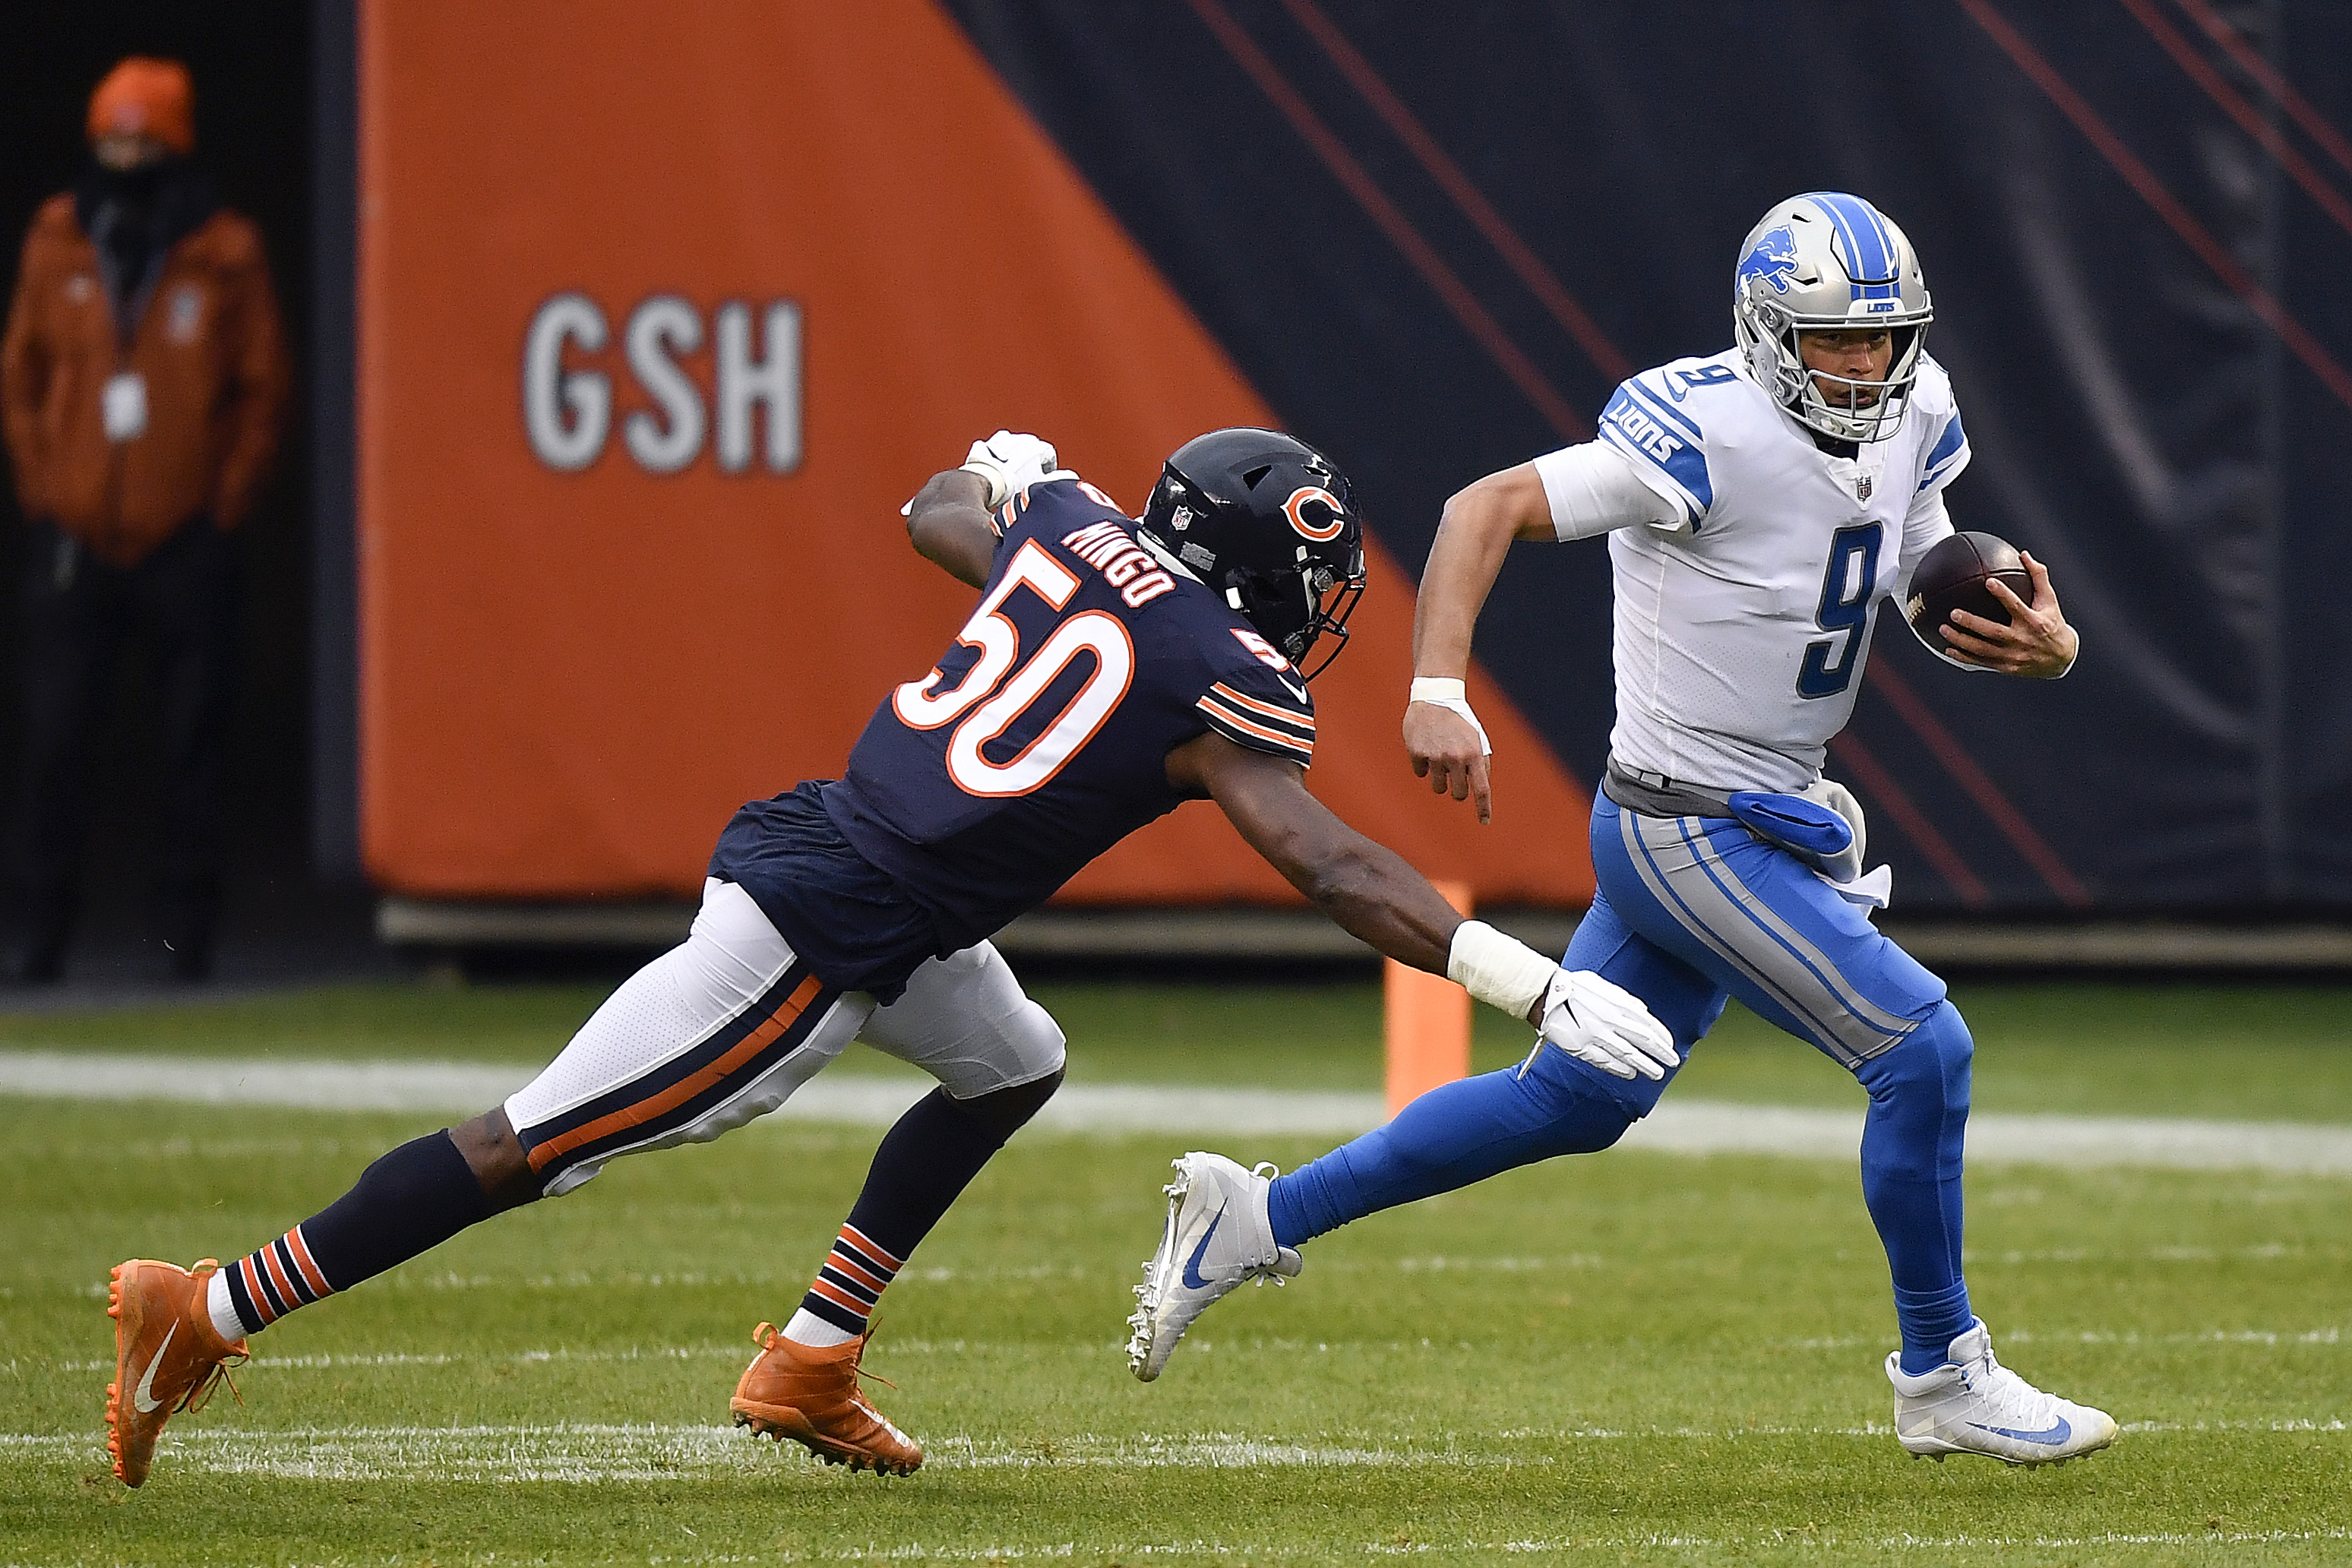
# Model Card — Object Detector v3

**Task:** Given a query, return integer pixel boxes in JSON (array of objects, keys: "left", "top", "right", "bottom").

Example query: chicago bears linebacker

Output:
[
  {"left": 1129, "top": 195, "right": 2116, "bottom": 1468},
  {"left": 102, "top": 426, "right": 1670, "bottom": 1487}
]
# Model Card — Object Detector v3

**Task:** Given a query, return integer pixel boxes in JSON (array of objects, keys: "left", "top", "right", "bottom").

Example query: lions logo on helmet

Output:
[
  {"left": 1731, "top": 192, "right": 1933, "bottom": 444},
  {"left": 1136, "top": 428, "right": 1366, "bottom": 679},
  {"left": 1736, "top": 225, "right": 1800, "bottom": 298}
]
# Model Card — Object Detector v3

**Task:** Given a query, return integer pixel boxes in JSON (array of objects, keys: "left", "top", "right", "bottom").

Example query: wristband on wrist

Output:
[
  {"left": 1408, "top": 675, "right": 1493, "bottom": 757},
  {"left": 956, "top": 461, "right": 1010, "bottom": 509},
  {"left": 1445, "top": 919, "right": 1560, "bottom": 1020}
]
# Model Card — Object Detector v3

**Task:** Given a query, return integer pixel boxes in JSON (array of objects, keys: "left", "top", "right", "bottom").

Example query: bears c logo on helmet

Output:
[{"left": 1282, "top": 485, "right": 1345, "bottom": 542}]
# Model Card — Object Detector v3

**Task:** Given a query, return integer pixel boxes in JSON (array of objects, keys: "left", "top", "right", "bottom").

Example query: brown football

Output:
[{"left": 1905, "top": 531, "right": 2030, "bottom": 640}]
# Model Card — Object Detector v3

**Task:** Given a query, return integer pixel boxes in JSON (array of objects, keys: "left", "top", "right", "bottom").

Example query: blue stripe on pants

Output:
[
  {"left": 1591, "top": 795, "right": 1943, "bottom": 1064},
  {"left": 1584, "top": 792, "right": 1971, "bottom": 1365}
]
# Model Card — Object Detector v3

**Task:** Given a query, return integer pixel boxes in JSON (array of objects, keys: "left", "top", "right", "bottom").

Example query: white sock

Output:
[
  {"left": 781, "top": 1307, "right": 856, "bottom": 1348},
  {"left": 205, "top": 1270, "right": 248, "bottom": 1343}
]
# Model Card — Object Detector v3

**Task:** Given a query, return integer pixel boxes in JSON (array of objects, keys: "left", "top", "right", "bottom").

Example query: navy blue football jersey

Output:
[
  {"left": 711, "top": 476, "right": 1317, "bottom": 994},
  {"left": 827, "top": 477, "right": 1316, "bottom": 949}
]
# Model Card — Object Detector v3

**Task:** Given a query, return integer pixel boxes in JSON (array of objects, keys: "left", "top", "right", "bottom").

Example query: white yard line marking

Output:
[
  {"left": 34, "top": 1322, "right": 2343, "bottom": 1376},
  {"left": 14, "top": 1420, "right": 2333, "bottom": 1466},
  {"left": 4, "top": 1049, "right": 2351, "bottom": 1172},
  {"left": 446, "top": 1532, "right": 2352, "bottom": 1563},
  {"left": 0, "top": 1424, "right": 1539, "bottom": 1480},
  {"left": 1783, "top": 1328, "right": 2346, "bottom": 1351},
  {"left": 1623, "top": 1098, "right": 2352, "bottom": 1174}
]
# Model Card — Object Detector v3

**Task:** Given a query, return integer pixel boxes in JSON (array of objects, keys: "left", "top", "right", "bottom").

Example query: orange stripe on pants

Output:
[{"left": 526, "top": 975, "right": 825, "bottom": 1171}]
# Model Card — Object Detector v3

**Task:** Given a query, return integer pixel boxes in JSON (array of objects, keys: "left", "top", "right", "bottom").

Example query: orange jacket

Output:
[{"left": 2, "top": 193, "right": 289, "bottom": 567}]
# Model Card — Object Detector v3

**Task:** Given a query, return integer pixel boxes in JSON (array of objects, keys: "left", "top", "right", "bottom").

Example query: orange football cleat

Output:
[
  {"left": 730, "top": 1321, "right": 922, "bottom": 1475},
  {"left": 105, "top": 1258, "right": 246, "bottom": 1487}
]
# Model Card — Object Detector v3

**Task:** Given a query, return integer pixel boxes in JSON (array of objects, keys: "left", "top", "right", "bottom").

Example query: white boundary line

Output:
[
  {"left": 5, "top": 1416, "right": 2341, "bottom": 1473},
  {"left": 35, "top": 1323, "right": 2344, "bottom": 1377},
  {"left": 3, "top": 1049, "right": 2350, "bottom": 1172}
]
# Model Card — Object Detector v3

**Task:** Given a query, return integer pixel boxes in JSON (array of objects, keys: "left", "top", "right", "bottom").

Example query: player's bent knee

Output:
[
  {"left": 861, "top": 940, "right": 1068, "bottom": 1099},
  {"left": 950, "top": 1063, "right": 1064, "bottom": 1140},
  {"left": 998, "top": 995, "right": 1069, "bottom": 1082},
  {"left": 1859, "top": 1001, "right": 1973, "bottom": 1114},
  {"left": 1521, "top": 1032, "right": 1664, "bottom": 1133}
]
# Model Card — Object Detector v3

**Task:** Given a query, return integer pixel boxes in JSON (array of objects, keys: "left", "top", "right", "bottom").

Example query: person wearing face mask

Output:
[{"left": 0, "top": 57, "right": 289, "bottom": 984}]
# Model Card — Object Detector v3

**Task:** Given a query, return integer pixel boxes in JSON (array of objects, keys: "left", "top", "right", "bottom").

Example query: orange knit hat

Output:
[{"left": 87, "top": 58, "right": 194, "bottom": 155}]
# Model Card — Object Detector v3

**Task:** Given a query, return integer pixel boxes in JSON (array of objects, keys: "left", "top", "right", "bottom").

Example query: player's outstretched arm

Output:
[
  {"left": 1176, "top": 729, "right": 1462, "bottom": 973},
  {"left": 1939, "top": 552, "right": 2079, "bottom": 678},
  {"left": 903, "top": 469, "right": 998, "bottom": 589},
  {"left": 1173, "top": 730, "right": 1677, "bottom": 1077},
  {"left": 1406, "top": 463, "right": 1555, "bottom": 824}
]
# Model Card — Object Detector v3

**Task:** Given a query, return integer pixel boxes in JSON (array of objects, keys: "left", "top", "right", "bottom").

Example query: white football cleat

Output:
[
  {"left": 1125, "top": 1151, "right": 1300, "bottom": 1382},
  {"left": 1886, "top": 1320, "right": 2118, "bottom": 1466}
]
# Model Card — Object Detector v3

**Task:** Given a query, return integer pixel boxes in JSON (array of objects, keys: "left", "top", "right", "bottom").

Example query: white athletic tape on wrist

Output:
[
  {"left": 1446, "top": 920, "right": 1559, "bottom": 1021},
  {"left": 957, "top": 461, "right": 1010, "bottom": 510},
  {"left": 1409, "top": 677, "right": 1492, "bottom": 757}
]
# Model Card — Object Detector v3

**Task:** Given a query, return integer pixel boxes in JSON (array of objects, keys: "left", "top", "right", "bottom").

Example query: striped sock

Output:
[
  {"left": 218, "top": 1224, "right": 335, "bottom": 1336},
  {"left": 789, "top": 1223, "right": 903, "bottom": 1342}
]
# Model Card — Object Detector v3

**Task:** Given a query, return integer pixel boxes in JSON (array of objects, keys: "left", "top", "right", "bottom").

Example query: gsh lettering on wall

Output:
[{"left": 522, "top": 293, "right": 802, "bottom": 475}]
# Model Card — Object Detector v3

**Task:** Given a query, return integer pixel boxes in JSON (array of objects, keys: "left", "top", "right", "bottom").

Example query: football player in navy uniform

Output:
[{"left": 101, "top": 428, "right": 1671, "bottom": 1487}]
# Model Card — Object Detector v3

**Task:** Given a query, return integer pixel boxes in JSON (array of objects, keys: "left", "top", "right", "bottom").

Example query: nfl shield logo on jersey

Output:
[{"left": 1856, "top": 474, "right": 1873, "bottom": 501}]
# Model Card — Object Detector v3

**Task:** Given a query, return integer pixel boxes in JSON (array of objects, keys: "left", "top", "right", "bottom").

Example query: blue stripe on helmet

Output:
[{"left": 1804, "top": 191, "right": 1899, "bottom": 301}]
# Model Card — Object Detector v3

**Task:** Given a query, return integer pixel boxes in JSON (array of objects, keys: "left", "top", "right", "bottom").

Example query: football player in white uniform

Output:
[{"left": 1128, "top": 193, "right": 2116, "bottom": 1468}]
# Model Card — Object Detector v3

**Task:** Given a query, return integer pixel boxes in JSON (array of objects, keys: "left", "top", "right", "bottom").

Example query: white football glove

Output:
[
  {"left": 959, "top": 431, "right": 1069, "bottom": 508},
  {"left": 1535, "top": 968, "right": 1680, "bottom": 1081}
]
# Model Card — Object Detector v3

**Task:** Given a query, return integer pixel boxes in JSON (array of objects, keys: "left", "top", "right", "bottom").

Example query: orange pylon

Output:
[{"left": 1383, "top": 880, "right": 1475, "bottom": 1118}]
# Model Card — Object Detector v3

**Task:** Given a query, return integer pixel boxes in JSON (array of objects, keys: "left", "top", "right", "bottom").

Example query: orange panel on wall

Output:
[{"left": 359, "top": 0, "right": 1592, "bottom": 907}]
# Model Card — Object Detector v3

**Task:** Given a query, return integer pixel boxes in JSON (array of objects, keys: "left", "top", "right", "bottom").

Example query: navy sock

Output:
[
  {"left": 225, "top": 1130, "right": 496, "bottom": 1334},
  {"left": 799, "top": 1076, "right": 1058, "bottom": 1336},
  {"left": 1854, "top": 1002, "right": 1977, "bottom": 1374},
  {"left": 1267, "top": 1049, "right": 1646, "bottom": 1249}
]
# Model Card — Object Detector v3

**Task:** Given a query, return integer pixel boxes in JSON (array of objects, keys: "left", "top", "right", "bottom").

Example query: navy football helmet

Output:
[{"left": 1136, "top": 428, "right": 1366, "bottom": 679}]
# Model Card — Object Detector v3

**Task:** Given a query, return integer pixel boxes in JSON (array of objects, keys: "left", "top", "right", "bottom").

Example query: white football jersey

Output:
[{"left": 1534, "top": 348, "right": 1970, "bottom": 793}]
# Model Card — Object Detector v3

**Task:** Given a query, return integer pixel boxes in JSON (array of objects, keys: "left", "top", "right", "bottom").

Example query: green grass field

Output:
[{"left": 3, "top": 978, "right": 2347, "bottom": 1565}]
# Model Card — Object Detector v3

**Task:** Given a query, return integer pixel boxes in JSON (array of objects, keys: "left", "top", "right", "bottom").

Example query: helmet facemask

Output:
[
  {"left": 1225, "top": 545, "right": 1366, "bottom": 681},
  {"left": 1759, "top": 314, "right": 1929, "bottom": 445},
  {"left": 1732, "top": 193, "right": 1934, "bottom": 444}
]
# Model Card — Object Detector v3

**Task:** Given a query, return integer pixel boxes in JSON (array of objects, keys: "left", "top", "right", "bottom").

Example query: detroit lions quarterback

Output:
[{"left": 1127, "top": 193, "right": 2115, "bottom": 1468}]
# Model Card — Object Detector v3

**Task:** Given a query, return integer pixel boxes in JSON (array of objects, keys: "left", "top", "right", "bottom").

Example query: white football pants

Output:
[{"left": 504, "top": 877, "right": 1065, "bottom": 1196}]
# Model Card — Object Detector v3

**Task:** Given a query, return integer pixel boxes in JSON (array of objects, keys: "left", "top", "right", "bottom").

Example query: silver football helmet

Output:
[{"left": 1732, "top": 192, "right": 1933, "bottom": 444}]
